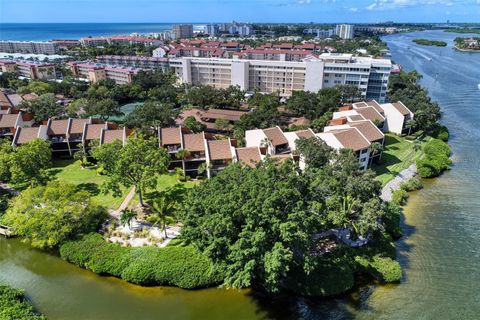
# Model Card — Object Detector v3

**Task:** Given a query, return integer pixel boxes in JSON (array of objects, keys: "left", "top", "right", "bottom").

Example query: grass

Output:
[
  {"left": 372, "top": 134, "right": 424, "bottom": 186},
  {"left": 48, "top": 159, "right": 129, "bottom": 209}
]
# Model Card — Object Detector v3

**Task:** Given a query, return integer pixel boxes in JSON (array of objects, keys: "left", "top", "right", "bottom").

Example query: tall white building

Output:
[
  {"left": 335, "top": 24, "right": 355, "bottom": 39},
  {"left": 205, "top": 24, "right": 219, "bottom": 36},
  {"left": 0, "top": 41, "right": 58, "bottom": 55},
  {"left": 169, "top": 53, "right": 391, "bottom": 101}
]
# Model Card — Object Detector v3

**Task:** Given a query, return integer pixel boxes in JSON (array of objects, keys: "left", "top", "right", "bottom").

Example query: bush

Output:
[
  {"left": 286, "top": 260, "right": 354, "bottom": 297},
  {"left": 60, "top": 233, "right": 221, "bottom": 289},
  {"left": 417, "top": 139, "right": 452, "bottom": 178},
  {"left": 392, "top": 189, "right": 409, "bottom": 205},
  {"left": 400, "top": 176, "right": 423, "bottom": 192},
  {"left": 0, "top": 285, "right": 46, "bottom": 320},
  {"left": 382, "top": 203, "right": 402, "bottom": 239},
  {"left": 430, "top": 124, "right": 449, "bottom": 141},
  {"left": 355, "top": 255, "right": 402, "bottom": 283}
]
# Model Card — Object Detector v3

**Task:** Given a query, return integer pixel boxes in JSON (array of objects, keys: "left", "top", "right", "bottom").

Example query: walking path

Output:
[
  {"left": 110, "top": 186, "right": 136, "bottom": 219},
  {"left": 381, "top": 164, "right": 417, "bottom": 202}
]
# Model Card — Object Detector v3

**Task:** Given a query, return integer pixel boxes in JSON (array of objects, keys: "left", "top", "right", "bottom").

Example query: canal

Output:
[{"left": 1, "top": 30, "right": 479, "bottom": 319}]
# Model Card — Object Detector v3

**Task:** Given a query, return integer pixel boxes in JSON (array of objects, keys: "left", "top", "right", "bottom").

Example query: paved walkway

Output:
[
  {"left": 381, "top": 164, "right": 417, "bottom": 202},
  {"left": 110, "top": 186, "right": 136, "bottom": 219}
]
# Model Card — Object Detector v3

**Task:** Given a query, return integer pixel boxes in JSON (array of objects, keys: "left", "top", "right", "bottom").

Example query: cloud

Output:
[{"left": 364, "top": 0, "right": 477, "bottom": 11}]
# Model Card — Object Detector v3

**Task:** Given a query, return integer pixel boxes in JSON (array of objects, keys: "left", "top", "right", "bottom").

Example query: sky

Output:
[{"left": 1, "top": 0, "right": 480, "bottom": 23}]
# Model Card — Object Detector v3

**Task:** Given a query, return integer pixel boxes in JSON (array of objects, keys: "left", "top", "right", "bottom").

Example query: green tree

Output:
[
  {"left": 125, "top": 101, "right": 177, "bottom": 131},
  {"left": 336, "top": 84, "right": 362, "bottom": 104},
  {"left": 85, "top": 98, "right": 122, "bottom": 121},
  {"left": 295, "top": 136, "right": 333, "bottom": 169},
  {"left": 0, "top": 139, "right": 14, "bottom": 182},
  {"left": 91, "top": 139, "right": 123, "bottom": 174},
  {"left": 183, "top": 115, "right": 206, "bottom": 133},
  {"left": 19, "top": 93, "right": 62, "bottom": 122},
  {"left": 214, "top": 118, "right": 230, "bottom": 132},
  {"left": 120, "top": 208, "right": 137, "bottom": 229},
  {"left": 66, "top": 98, "right": 89, "bottom": 118},
  {"left": 9, "top": 139, "right": 51, "bottom": 186},
  {"left": 1, "top": 181, "right": 107, "bottom": 249},
  {"left": 104, "top": 136, "right": 169, "bottom": 207}
]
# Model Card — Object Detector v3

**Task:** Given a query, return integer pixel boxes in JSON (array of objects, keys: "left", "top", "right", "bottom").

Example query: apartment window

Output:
[{"left": 361, "top": 149, "right": 368, "bottom": 154}]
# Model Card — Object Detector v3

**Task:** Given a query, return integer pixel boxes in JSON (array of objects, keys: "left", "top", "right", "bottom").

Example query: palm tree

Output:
[
  {"left": 120, "top": 208, "right": 137, "bottom": 229},
  {"left": 405, "top": 119, "right": 416, "bottom": 135},
  {"left": 150, "top": 194, "right": 175, "bottom": 239},
  {"left": 370, "top": 142, "right": 384, "bottom": 163}
]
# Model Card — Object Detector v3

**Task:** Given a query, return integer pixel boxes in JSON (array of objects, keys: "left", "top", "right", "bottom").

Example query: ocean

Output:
[{"left": 0, "top": 23, "right": 206, "bottom": 41}]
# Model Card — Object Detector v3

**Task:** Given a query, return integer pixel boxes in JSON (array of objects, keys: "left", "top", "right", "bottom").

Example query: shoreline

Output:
[
  {"left": 453, "top": 45, "right": 480, "bottom": 52},
  {"left": 380, "top": 164, "right": 417, "bottom": 202}
]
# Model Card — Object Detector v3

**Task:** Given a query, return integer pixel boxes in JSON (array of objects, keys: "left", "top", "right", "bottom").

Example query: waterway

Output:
[{"left": 1, "top": 30, "right": 480, "bottom": 319}]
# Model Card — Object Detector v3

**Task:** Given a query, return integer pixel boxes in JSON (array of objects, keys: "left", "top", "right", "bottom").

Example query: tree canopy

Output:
[
  {"left": 1, "top": 181, "right": 107, "bottom": 249},
  {"left": 124, "top": 101, "right": 177, "bottom": 131},
  {"left": 19, "top": 93, "right": 63, "bottom": 122}
]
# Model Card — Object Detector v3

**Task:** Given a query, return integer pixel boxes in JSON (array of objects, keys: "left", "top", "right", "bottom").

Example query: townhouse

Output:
[
  {"left": 245, "top": 126, "right": 291, "bottom": 155},
  {"left": 0, "top": 112, "right": 34, "bottom": 139}
]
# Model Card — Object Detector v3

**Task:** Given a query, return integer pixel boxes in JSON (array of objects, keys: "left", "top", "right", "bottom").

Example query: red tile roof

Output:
[{"left": 207, "top": 139, "right": 233, "bottom": 161}]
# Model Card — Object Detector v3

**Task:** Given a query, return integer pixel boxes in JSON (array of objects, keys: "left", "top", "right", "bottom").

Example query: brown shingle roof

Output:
[
  {"left": 84, "top": 123, "right": 106, "bottom": 141},
  {"left": 356, "top": 107, "right": 385, "bottom": 122},
  {"left": 236, "top": 147, "right": 262, "bottom": 168},
  {"left": 330, "top": 128, "right": 370, "bottom": 151},
  {"left": 160, "top": 127, "right": 182, "bottom": 146},
  {"left": 366, "top": 100, "right": 384, "bottom": 115},
  {"left": 201, "top": 108, "right": 247, "bottom": 122},
  {"left": 0, "top": 92, "right": 12, "bottom": 109},
  {"left": 0, "top": 114, "right": 19, "bottom": 128},
  {"left": 295, "top": 129, "right": 315, "bottom": 138},
  {"left": 183, "top": 133, "right": 205, "bottom": 152},
  {"left": 103, "top": 129, "right": 124, "bottom": 144},
  {"left": 69, "top": 119, "right": 90, "bottom": 135},
  {"left": 48, "top": 119, "right": 69, "bottom": 136},
  {"left": 392, "top": 102, "right": 411, "bottom": 116},
  {"left": 207, "top": 140, "right": 233, "bottom": 161},
  {"left": 348, "top": 121, "right": 384, "bottom": 143},
  {"left": 348, "top": 114, "right": 366, "bottom": 121},
  {"left": 16, "top": 127, "right": 39, "bottom": 144},
  {"left": 263, "top": 127, "right": 288, "bottom": 146}
]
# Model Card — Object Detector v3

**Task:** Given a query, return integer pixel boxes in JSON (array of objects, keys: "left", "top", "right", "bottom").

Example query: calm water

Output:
[
  {"left": 0, "top": 23, "right": 206, "bottom": 41},
  {"left": 1, "top": 30, "right": 480, "bottom": 319}
]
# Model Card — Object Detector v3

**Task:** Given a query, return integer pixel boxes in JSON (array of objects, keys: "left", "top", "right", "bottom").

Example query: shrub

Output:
[
  {"left": 60, "top": 233, "right": 221, "bottom": 289},
  {"left": 381, "top": 203, "right": 402, "bottom": 239},
  {"left": 400, "top": 176, "right": 423, "bottom": 192},
  {"left": 286, "top": 260, "right": 354, "bottom": 297},
  {"left": 416, "top": 139, "right": 452, "bottom": 178},
  {"left": 356, "top": 255, "right": 402, "bottom": 283},
  {"left": 392, "top": 189, "right": 409, "bottom": 205},
  {"left": 0, "top": 285, "right": 46, "bottom": 320},
  {"left": 430, "top": 124, "right": 449, "bottom": 141}
]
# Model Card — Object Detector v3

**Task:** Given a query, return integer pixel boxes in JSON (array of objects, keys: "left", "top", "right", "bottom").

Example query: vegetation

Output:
[
  {"left": 454, "top": 37, "right": 480, "bottom": 50},
  {"left": 185, "top": 85, "right": 244, "bottom": 109},
  {"left": 59, "top": 233, "right": 220, "bottom": 289},
  {"left": 124, "top": 100, "right": 178, "bottom": 131},
  {"left": 179, "top": 149, "right": 391, "bottom": 294},
  {"left": 0, "top": 139, "right": 51, "bottom": 188},
  {"left": 1, "top": 182, "right": 107, "bottom": 249},
  {"left": 389, "top": 70, "right": 441, "bottom": 133},
  {"left": 412, "top": 39, "right": 447, "bottom": 47},
  {"left": 355, "top": 255, "right": 402, "bottom": 283},
  {"left": 391, "top": 189, "right": 409, "bottom": 206},
  {"left": 445, "top": 28, "right": 480, "bottom": 34},
  {"left": 373, "top": 134, "right": 424, "bottom": 185},
  {"left": 416, "top": 138, "right": 452, "bottom": 178},
  {"left": 95, "top": 136, "right": 170, "bottom": 206},
  {"left": 19, "top": 93, "right": 63, "bottom": 122},
  {"left": 0, "top": 285, "right": 46, "bottom": 320}
]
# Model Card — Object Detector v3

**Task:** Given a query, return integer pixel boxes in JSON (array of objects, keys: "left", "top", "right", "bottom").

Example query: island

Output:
[
  {"left": 412, "top": 39, "right": 447, "bottom": 47},
  {"left": 454, "top": 37, "right": 480, "bottom": 52}
]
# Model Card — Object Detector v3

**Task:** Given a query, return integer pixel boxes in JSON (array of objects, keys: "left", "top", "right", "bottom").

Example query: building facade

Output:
[
  {"left": 0, "top": 41, "right": 59, "bottom": 55},
  {"left": 335, "top": 24, "right": 355, "bottom": 39},
  {"left": 172, "top": 25, "right": 194, "bottom": 39}
]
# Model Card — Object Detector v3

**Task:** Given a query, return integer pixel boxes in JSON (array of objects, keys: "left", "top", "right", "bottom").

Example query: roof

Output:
[
  {"left": 366, "top": 100, "right": 384, "bottom": 115},
  {"left": 348, "top": 121, "right": 384, "bottom": 143},
  {"left": 392, "top": 102, "right": 411, "bottom": 116},
  {"left": 295, "top": 129, "right": 315, "bottom": 139},
  {"left": 0, "top": 92, "right": 12, "bottom": 108},
  {"left": 0, "top": 114, "right": 19, "bottom": 128},
  {"left": 84, "top": 123, "right": 105, "bottom": 140},
  {"left": 7, "top": 94, "right": 23, "bottom": 107},
  {"left": 348, "top": 114, "right": 366, "bottom": 121},
  {"left": 15, "top": 127, "right": 39, "bottom": 144},
  {"left": 102, "top": 129, "right": 124, "bottom": 144},
  {"left": 201, "top": 108, "right": 247, "bottom": 122},
  {"left": 160, "top": 127, "right": 182, "bottom": 146},
  {"left": 183, "top": 133, "right": 205, "bottom": 152},
  {"left": 356, "top": 107, "right": 385, "bottom": 122},
  {"left": 330, "top": 128, "right": 370, "bottom": 151},
  {"left": 207, "top": 139, "right": 233, "bottom": 161},
  {"left": 69, "top": 119, "right": 90, "bottom": 135},
  {"left": 48, "top": 119, "right": 69, "bottom": 136},
  {"left": 235, "top": 147, "right": 262, "bottom": 168},
  {"left": 263, "top": 127, "right": 288, "bottom": 146}
]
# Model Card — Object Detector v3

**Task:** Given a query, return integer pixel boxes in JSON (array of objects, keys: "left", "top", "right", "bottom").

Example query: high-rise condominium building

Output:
[
  {"left": 172, "top": 24, "right": 194, "bottom": 39},
  {"left": 205, "top": 24, "right": 219, "bottom": 36},
  {"left": 0, "top": 41, "right": 59, "bottom": 55},
  {"left": 335, "top": 24, "right": 355, "bottom": 39}
]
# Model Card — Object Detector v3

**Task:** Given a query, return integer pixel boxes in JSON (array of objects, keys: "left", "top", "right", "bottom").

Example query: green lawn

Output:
[
  {"left": 372, "top": 134, "right": 424, "bottom": 186},
  {"left": 48, "top": 159, "right": 128, "bottom": 209}
]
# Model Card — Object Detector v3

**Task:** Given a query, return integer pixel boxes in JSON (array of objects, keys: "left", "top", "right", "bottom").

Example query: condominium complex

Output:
[
  {"left": 0, "top": 59, "right": 56, "bottom": 80},
  {"left": 0, "top": 41, "right": 59, "bottom": 55},
  {"left": 70, "top": 53, "right": 391, "bottom": 101},
  {"left": 79, "top": 36, "right": 161, "bottom": 47},
  {"left": 172, "top": 25, "right": 194, "bottom": 39},
  {"left": 335, "top": 24, "right": 355, "bottom": 39},
  {"left": 68, "top": 62, "right": 141, "bottom": 85}
]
